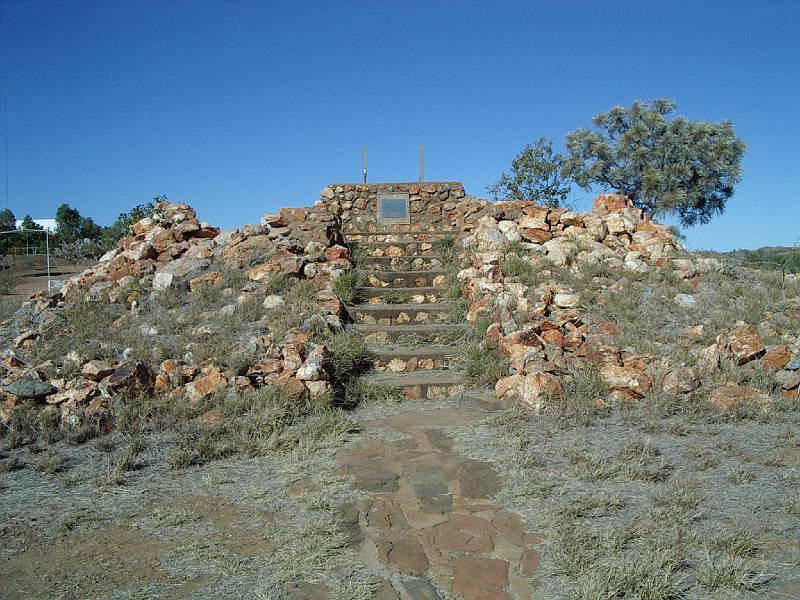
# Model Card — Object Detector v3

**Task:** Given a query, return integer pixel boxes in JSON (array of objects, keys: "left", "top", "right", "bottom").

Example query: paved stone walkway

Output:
[{"left": 336, "top": 407, "right": 541, "bottom": 600}]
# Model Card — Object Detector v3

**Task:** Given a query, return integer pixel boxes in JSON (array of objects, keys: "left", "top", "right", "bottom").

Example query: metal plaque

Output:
[{"left": 377, "top": 193, "right": 410, "bottom": 225}]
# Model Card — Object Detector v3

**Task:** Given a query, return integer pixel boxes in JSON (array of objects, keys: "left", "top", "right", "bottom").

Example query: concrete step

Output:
[
  {"left": 364, "top": 370, "right": 467, "bottom": 401},
  {"left": 350, "top": 323, "right": 470, "bottom": 344},
  {"left": 346, "top": 230, "right": 457, "bottom": 243},
  {"left": 362, "top": 269, "right": 450, "bottom": 288},
  {"left": 357, "top": 286, "right": 448, "bottom": 304},
  {"left": 350, "top": 303, "right": 454, "bottom": 326},
  {"left": 368, "top": 344, "right": 460, "bottom": 372},
  {"left": 357, "top": 255, "right": 448, "bottom": 271}
]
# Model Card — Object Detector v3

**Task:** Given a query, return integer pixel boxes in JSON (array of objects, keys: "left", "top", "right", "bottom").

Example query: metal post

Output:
[
  {"left": 361, "top": 146, "right": 367, "bottom": 183},
  {"left": 418, "top": 144, "right": 424, "bottom": 182},
  {"left": 45, "top": 230, "right": 51, "bottom": 291}
]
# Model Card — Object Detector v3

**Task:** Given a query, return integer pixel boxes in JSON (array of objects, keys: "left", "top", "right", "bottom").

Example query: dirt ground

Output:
[
  {"left": 2, "top": 390, "right": 799, "bottom": 599},
  {"left": 0, "top": 255, "right": 84, "bottom": 320}
]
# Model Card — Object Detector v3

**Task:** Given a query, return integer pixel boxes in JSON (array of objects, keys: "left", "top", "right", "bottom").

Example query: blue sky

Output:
[{"left": 1, "top": 0, "right": 798, "bottom": 251}]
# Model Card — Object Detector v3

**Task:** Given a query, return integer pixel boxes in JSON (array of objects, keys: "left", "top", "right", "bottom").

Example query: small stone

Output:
[
  {"left": 553, "top": 292, "right": 578, "bottom": 308},
  {"left": 185, "top": 368, "right": 226, "bottom": 400},
  {"left": 152, "top": 271, "right": 174, "bottom": 291},
  {"left": 760, "top": 346, "right": 792, "bottom": 373},
  {"left": 81, "top": 359, "right": 114, "bottom": 382},
  {"left": 721, "top": 324, "right": 765, "bottom": 365},
  {"left": 674, "top": 293, "right": 697, "bottom": 308},
  {"left": 519, "top": 372, "right": 562, "bottom": 412},
  {"left": 662, "top": 367, "right": 701, "bottom": 394},
  {"left": 263, "top": 294, "right": 285, "bottom": 309}
]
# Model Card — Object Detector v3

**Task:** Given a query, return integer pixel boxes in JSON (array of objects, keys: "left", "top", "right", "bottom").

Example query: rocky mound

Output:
[
  {"left": 0, "top": 200, "right": 353, "bottom": 429},
  {"left": 454, "top": 194, "right": 799, "bottom": 412}
]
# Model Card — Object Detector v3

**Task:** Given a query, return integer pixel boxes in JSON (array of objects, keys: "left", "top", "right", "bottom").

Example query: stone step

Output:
[
  {"left": 462, "top": 387, "right": 509, "bottom": 412},
  {"left": 358, "top": 255, "right": 448, "bottom": 271},
  {"left": 350, "top": 303, "right": 454, "bottom": 326},
  {"left": 364, "top": 370, "right": 467, "bottom": 401},
  {"left": 362, "top": 270, "right": 450, "bottom": 288},
  {"left": 368, "top": 344, "right": 460, "bottom": 372},
  {"left": 350, "top": 323, "right": 470, "bottom": 344},
  {"left": 345, "top": 230, "right": 456, "bottom": 243},
  {"left": 357, "top": 286, "right": 448, "bottom": 304},
  {"left": 357, "top": 241, "right": 449, "bottom": 258}
]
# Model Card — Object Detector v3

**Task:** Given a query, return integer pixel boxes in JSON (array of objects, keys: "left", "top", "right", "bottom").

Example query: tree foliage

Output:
[
  {"left": 55, "top": 203, "right": 102, "bottom": 244},
  {"left": 488, "top": 137, "right": 572, "bottom": 207},
  {"left": 564, "top": 99, "right": 746, "bottom": 226},
  {"left": 102, "top": 201, "right": 155, "bottom": 246}
]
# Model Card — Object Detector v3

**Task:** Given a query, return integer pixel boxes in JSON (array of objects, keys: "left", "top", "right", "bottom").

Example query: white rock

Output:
[
  {"left": 263, "top": 295, "right": 285, "bottom": 309},
  {"left": 674, "top": 294, "right": 697, "bottom": 308},
  {"left": 554, "top": 292, "right": 579, "bottom": 308}
]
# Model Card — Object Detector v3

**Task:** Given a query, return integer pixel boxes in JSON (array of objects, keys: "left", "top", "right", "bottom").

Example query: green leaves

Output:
[
  {"left": 564, "top": 99, "right": 746, "bottom": 226},
  {"left": 489, "top": 137, "right": 572, "bottom": 207}
]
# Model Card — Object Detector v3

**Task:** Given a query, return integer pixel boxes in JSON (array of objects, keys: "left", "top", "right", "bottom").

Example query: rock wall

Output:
[{"left": 315, "top": 182, "right": 469, "bottom": 234}]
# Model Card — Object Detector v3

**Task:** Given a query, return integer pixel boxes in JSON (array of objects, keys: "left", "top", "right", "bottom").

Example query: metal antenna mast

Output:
[
  {"left": 361, "top": 145, "right": 367, "bottom": 183},
  {"left": 418, "top": 144, "right": 425, "bottom": 182}
]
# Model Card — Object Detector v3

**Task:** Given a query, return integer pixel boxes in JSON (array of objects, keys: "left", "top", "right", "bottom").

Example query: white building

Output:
[{"left": 14, "top": 218, "right": 56, "bottom": 232}]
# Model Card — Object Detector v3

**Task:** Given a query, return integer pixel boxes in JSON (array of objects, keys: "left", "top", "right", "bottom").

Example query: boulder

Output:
[
  {"left": 708, "top": 384, "right": 771, "bottom": 412},
  {"left": 2, "top": 379, "right": 55, "bottom": 400},
  {"left": 185, "top": 368, "right": 226, "bottom": 401},
  {"left": 600, "top": 365, "right": 652, "bottom": 399},
  {"left": 720, "top": 324, "right": 765, "bottom": 365},
  {"left": 107, "top": 361, "right": 156, "bottom": 397},
  {"left": 662, "top": 368, "right": 701, "bottom": 395},
  {"left": 760, "top": 346, "right": 791, "bottom": 373},
  {"left": 519, "top": 372, "right": 562, "bottom": 412},
  {"left": 81, "top": 360, "right": 115, "bottom": 382}
]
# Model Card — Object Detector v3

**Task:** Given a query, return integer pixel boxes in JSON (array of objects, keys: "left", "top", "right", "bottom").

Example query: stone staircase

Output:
[{"left": 345, "top": 230, "right": 470, "bottom": 401}]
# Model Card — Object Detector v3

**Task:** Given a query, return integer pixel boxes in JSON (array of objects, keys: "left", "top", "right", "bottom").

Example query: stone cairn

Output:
[{"left": 2, "top": 185, "right": 799, "bottom": 429}]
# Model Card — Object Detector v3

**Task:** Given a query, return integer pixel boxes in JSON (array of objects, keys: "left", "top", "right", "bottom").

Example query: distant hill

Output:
[{"left": 723, "top": 245, "right": 800, "bottom": 274}]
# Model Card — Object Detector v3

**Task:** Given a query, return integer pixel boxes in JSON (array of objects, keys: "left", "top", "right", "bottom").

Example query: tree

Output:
[
  {"left": 0, "top": 209, "right": 16, "bottom": 254},
  {"left": 55, "top": 203, "right": 102, "bottom": 244},
  {"left": 564, "top": 99, "right": 746, "bottom": 226},
  {"left": 18, "top": 215, "right": 45, "bottom": 253},
  {"left": 102, "top": 201, "right": 155, "bottom": 246},
  {"left": 488, "top": 137, "right": 572, "bottom": 207}
]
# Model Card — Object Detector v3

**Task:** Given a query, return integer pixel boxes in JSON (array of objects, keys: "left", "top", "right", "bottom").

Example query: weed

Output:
[
  {"left": 499, "top": 255, "right": 546, "bottom": 287},
  {"left": 0, "top": 455, "right": 23, "bottom": 473},
  {"left": 543, "top": 363, "right": 608, "bottom": 426},
  {"left": 332, "top": 271, "right": 361, "bottom": 304},
  {"left": 560, "top": 493, "right": 626, "bottom": 518},
  {"left": 695, "top": 551, "right": 766, "bottom": 591},
  {"left": 712, "top": 531, "right": 760, "bottom": 558},
  {"left": 34, "top": 452, "right": 68, "bottom": 475},
  {"left": 463, "top": 346, "right": 508, "bottom": 386}
]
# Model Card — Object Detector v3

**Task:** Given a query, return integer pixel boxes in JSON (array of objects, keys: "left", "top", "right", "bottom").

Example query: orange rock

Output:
[
  {"left": 540, "top": 329, "right": 564, "bottom": 347},
  {"left": 708, "top": 384, "right": 771, "bottom": 412},
  {"left": 592, "top": 193, "right": 632, "bottom": 215},
  {"left": 200, "top": 409, "right": 222, "bottom": 427},
  {"left": 189, "top": 271, "right": 222, "bottom": 292},
  {"left": 519, "top": 372, "right": 562, "bottom": 412},
  {"left": 185, "top": 368, "right": 226, "bottom": 401},
  {"left": 760, "top": 346, "right": 791, "bottom": 373},
  {"left": 719, "top": 324, "right": 765, "bottom": 365},
  {"left": 275, "top": 376, "right": 307, "bottom": 400},
  {"left": 600, "top": 365, "right": 652, "bottom": 399}
]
